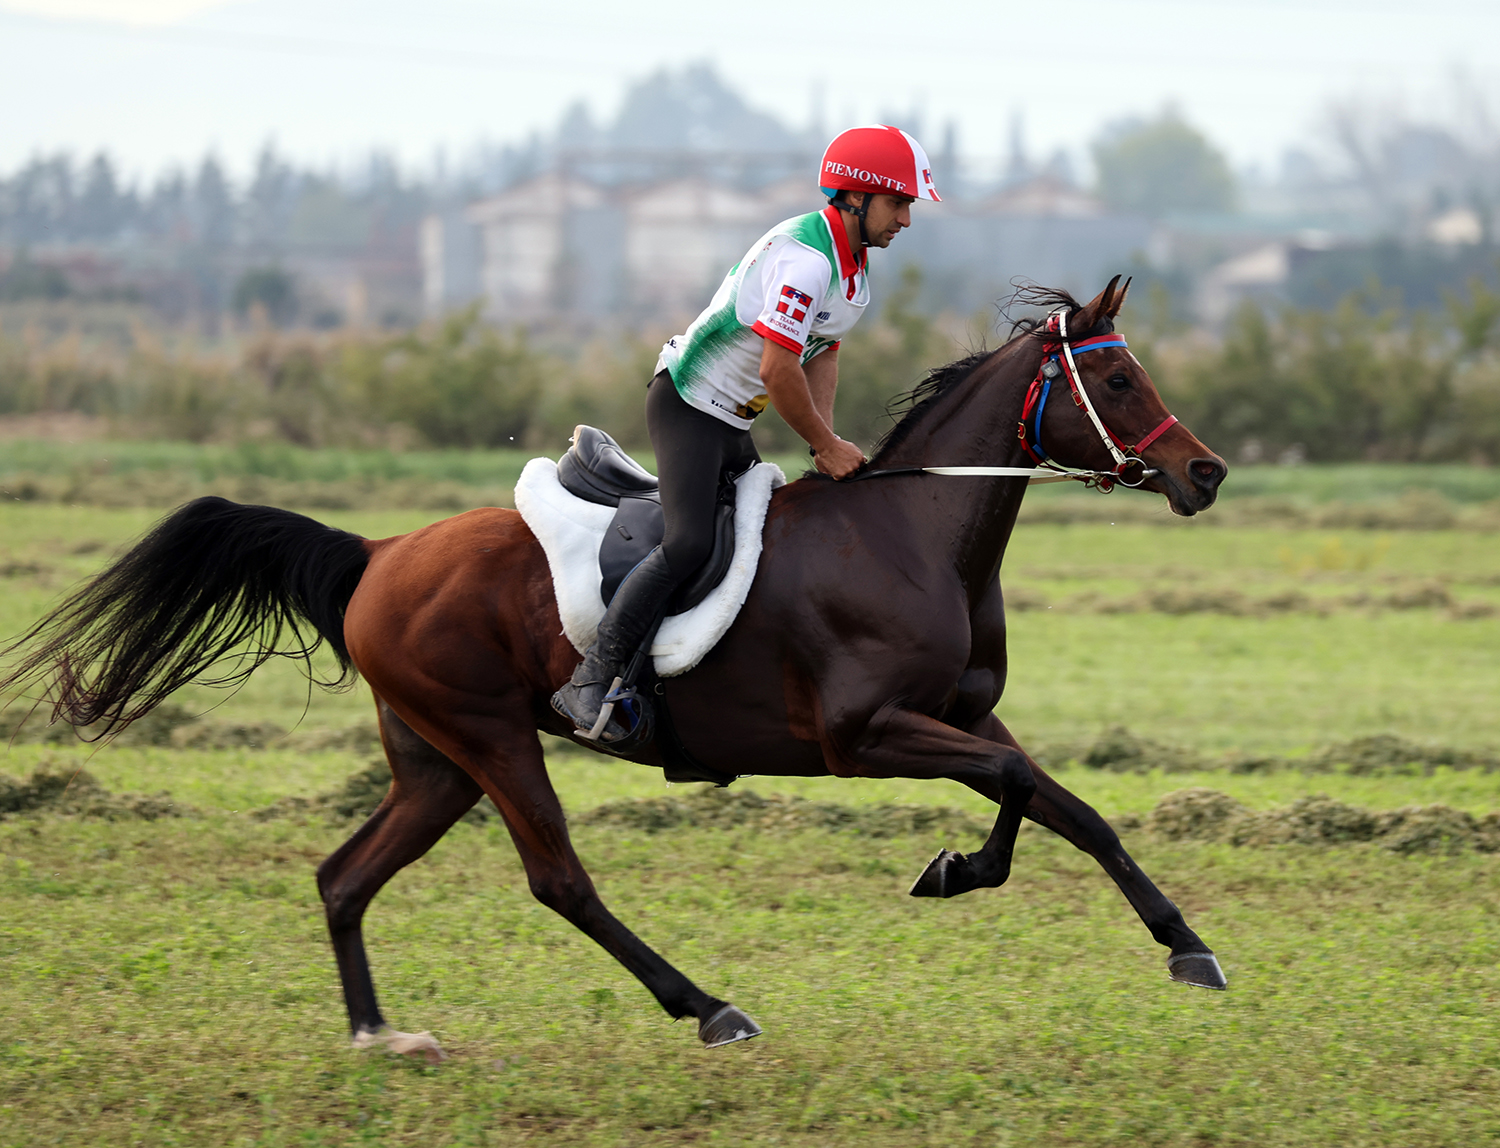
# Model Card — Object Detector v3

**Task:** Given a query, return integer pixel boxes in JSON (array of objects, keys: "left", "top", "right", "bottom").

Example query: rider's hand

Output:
[{"left": 813, "top": 436, "right": 867, "bottom": 480}]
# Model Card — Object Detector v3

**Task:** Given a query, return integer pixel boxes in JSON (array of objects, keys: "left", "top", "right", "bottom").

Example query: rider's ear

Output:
[{"left": 1074, "top": 274, "right": 1125, "bottom": 332}]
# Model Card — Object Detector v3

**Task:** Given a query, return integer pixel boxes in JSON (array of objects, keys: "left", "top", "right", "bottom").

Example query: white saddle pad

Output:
[{"left": 514, "top": 457, "right": 785, "bottom": 677}]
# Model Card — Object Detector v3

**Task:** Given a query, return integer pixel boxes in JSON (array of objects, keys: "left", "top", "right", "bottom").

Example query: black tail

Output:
[{"left": 0, "top": 496, "right": 370, "bottom": 738}]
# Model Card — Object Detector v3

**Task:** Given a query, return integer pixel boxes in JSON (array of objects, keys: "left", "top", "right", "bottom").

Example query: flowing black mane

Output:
[
  {"left": 871, "top": 350, "right": 994, "bottom": 459},
  {"left": 871, "top": 284, "right": 1097, "bottom": 460}
]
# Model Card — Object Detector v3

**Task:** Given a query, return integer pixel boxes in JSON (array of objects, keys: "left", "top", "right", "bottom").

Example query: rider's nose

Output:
[{"left": 1188, "top": 456, "right": 1227, "bottom": 494}]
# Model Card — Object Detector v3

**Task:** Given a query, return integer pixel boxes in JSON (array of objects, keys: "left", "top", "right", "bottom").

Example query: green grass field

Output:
[
  {"left": 3, "top": 481, "right": 1500, "bottom": 1146},
  {"left": 2, "top": 774, "right": 1497, "bottom": 1147}
]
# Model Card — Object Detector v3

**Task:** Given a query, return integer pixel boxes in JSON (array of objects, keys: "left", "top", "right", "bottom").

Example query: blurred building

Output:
[
  {"left": 897, "top": 174, "right": 1152, "bottom": 312},
  {"left": 431, "top": 170, "right": 810, "bottom": 324},
  {"left": 423, "top": 167, "right": 1154, "bottom": 327}
]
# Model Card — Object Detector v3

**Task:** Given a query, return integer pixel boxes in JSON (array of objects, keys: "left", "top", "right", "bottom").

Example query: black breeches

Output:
[{"left": 646, "top": 371, "right": 761, "bottom": 583}]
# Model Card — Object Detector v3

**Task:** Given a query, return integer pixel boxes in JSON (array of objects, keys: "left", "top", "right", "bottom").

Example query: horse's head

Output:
[{"left": 1030, "top": 276, "right": 1227, "bottom": 516}]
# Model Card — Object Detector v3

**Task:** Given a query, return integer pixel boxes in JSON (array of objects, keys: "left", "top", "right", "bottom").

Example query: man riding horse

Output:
[{"left": 552, "top": 125, "right": 943, "bottom": 742}]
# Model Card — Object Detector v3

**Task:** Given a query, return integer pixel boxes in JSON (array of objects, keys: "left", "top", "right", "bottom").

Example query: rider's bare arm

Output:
[
  {"left": 759, "top": 340, "right": 866, "bottom": 479},
  {"left": 804, "top": 345, "right": 838, "bottom": 428}
]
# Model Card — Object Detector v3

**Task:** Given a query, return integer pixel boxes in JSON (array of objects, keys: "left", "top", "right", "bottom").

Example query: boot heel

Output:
[{"left": 582, "top": 676, "right": 624, "bottom": 741}]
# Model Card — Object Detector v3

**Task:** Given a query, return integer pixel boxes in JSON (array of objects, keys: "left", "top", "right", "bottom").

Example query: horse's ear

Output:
[
  {"left": 1108, "top": 276, "right": 1131, "bottom": 319},
  {"left": 1073, "top": 274, "right": 1124, "bottom": 332}
]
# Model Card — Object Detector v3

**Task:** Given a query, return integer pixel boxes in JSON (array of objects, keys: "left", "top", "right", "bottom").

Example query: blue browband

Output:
[{"left": 1070, "top": 336, "right": 1129, "bottom": 354}]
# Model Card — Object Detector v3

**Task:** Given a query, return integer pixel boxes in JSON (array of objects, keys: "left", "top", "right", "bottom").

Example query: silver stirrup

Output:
[{"left": 581, "top": 676, "right": 624, "bottom": 741}]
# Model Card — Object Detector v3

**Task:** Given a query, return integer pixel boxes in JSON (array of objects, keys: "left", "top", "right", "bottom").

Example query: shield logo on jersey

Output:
[{"left": 776, "top": 285, "right": 812, "bottom": 323}]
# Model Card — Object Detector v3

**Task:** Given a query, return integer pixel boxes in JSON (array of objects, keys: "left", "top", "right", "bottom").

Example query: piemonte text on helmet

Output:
[{"left": 822, "top": 161, "right": 907, "bottom": 194}]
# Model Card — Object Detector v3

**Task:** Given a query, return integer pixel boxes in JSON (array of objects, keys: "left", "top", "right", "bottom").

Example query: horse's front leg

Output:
[
  {"left": 964, "top": 713, "right": 1227, "bottom": 990},
  {"left": 829, "top": 705, "right": 1036, "bottom": 898}
]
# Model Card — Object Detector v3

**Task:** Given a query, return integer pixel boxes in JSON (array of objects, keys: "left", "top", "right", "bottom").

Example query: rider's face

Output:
[{"left": 859, "top": 193, "right": 915, "bottom": 248}]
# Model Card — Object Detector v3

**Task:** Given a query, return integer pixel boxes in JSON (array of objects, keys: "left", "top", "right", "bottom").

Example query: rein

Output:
[
  {"left": 853, "top": 308, "right": 1178, "bottom": 491},
  {"left": 847, "top": 464, "right": 1082, "bottom": 485}
]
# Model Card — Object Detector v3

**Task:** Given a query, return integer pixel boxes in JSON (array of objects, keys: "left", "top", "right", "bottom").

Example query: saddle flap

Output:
[
  {"left": 598, "top": 475, "right": 738, "bottom": 617},
  {"left": 599, "top": 496, "right": 664, "bottom": 605},
  {"left": 558, "top": 425, "right": 660, "bottom": 507},
  {"left": 672, "top": 488, "right": 737, "bottom": 615}
]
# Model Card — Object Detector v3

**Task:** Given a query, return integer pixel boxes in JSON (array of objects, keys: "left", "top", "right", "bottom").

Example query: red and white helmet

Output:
[{"left": 819, "top": 125, "right": 941, "bottom": 202}]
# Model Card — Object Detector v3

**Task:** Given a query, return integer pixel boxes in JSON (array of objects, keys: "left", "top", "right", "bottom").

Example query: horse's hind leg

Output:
[
  {"left": 316, "top": 699, "right": 484, "bottom": 1063},
  {"left": 405, "top": 707, "right": 761, "bottom": 1049},
  {"left": 970, "top": 714, "right": 1226, "bottom": 990}
]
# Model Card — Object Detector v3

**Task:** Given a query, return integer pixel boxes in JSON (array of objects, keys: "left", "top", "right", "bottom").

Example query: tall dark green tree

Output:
[{"left": 1092, "top": 113, "right": 1236, "bottom": 216}]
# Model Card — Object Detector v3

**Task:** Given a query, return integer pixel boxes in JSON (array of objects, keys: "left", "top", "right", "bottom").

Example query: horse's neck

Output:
[{"left": 876, "top": 341, "right": 1038, "bottom": 596}]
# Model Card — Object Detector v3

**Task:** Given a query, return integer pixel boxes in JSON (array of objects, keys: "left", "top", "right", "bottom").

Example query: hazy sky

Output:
[{"left": 2, "top": 0, "right": 1498, "bottom": 181}]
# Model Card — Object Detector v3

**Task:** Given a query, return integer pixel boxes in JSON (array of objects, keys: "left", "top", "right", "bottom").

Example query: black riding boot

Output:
[{"left": 551, "top": 547, "right": 677, "bottom": 741}]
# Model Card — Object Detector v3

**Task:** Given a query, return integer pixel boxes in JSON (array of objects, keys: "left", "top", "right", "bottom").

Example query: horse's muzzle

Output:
[
  {"left": 1158, "top": 454, "right": 1228, "bottom": 516},
  {"left": 1189, "top": 455, "right": 1228, "bottom": 499}
]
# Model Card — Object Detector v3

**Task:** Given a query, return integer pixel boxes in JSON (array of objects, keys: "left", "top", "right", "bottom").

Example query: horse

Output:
[{"left": 1, "top": 276, "right": 1229, "bottom": 1061}]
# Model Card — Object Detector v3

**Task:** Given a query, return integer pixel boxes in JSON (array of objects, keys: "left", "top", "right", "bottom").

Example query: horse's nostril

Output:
[{"left": 1189, "top": 457, "right": 1227, "bottom": 489}]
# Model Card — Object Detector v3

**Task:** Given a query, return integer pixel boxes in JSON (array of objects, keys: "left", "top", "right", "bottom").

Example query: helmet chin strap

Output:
[{"left": 832, "top": 191, "right": 873, "bottom": 247}]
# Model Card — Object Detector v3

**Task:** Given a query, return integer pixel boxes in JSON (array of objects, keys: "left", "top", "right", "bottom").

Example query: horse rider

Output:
[{"left": 552, "top": 124, "right": 942, "bottom": 741}]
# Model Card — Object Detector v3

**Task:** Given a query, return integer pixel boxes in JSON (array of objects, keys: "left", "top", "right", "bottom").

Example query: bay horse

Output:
[{"left": 2, "top": 277, "right": 1229, "bottom": 1061}]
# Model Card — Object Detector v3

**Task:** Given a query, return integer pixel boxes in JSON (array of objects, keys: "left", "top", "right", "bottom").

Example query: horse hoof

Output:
[
  {"left": 1167, "top": 951, "right": 1228, "bottom": 990},
  {"left": 699, "top": 1004, "right": 763, "bottom": 1049},
  {"left": 352, "top": 1026, "right": 448, "bottom": 1065},
  {"left": 909, "top": 849, "right": 970, "bottom": 898}
]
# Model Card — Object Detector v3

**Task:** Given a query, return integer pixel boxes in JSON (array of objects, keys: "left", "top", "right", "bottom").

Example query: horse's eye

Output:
[{"left": 1107, "top": 374, "right": 1131, "bottom": 392}]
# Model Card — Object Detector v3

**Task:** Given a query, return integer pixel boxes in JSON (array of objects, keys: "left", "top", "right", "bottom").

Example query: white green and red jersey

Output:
[{"left": 655, "top": 205, "right": 870, "bottom": 428}]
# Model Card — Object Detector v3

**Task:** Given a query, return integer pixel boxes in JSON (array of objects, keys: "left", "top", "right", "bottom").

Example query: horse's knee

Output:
[
  {"left": 527, "top": 870, "right": 596, "bottom": 920},
  {"left": 997, "top": 747, "right": 1036, "bottom": 801},
  {"left": 318, "top": 873, "right": 366, "bottom": 934}
]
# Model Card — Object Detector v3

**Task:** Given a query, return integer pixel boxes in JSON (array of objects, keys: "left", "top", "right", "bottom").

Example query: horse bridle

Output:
[
  {"left": 1016, "top": 308, "right": 1178, "bottom": 490},
  {"left": 851, "top": 307, "right": 1178, "bottom": 491}
]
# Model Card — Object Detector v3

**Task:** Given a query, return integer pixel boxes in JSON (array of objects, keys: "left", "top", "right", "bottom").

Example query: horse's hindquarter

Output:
[
  {"left": 346, "top": 508, "right": 577, "bottom": 710},
  {"left": 665, "top": 481, "right": 982, "bottom": 775}
]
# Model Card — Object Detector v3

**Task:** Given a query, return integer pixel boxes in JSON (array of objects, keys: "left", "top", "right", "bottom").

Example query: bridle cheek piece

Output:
[{"left": 1018, "top": 308, "right": 1178, "bottom": 492}]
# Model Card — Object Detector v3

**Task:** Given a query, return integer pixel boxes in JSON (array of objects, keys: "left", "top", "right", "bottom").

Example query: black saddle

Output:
[{"left": 557, "top": 425, "right": 737, "bottom": 616}]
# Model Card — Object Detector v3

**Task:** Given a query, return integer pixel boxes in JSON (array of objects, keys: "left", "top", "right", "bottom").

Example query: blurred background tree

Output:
[
  {"left": 1092, "top": 112, "right": 1237, "bottom": 216},
  {"left": 340, "top": 307, "right": 545, "bottom": 450},
  {"left": 232, "top": 267, "right": 298, "bottom": 328},
  {"left": 0, "top": 255, "right": 70, "bottom": 302},
  {"left": 1157, "top": 277, "right": 1500, "bottom": 463}
]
